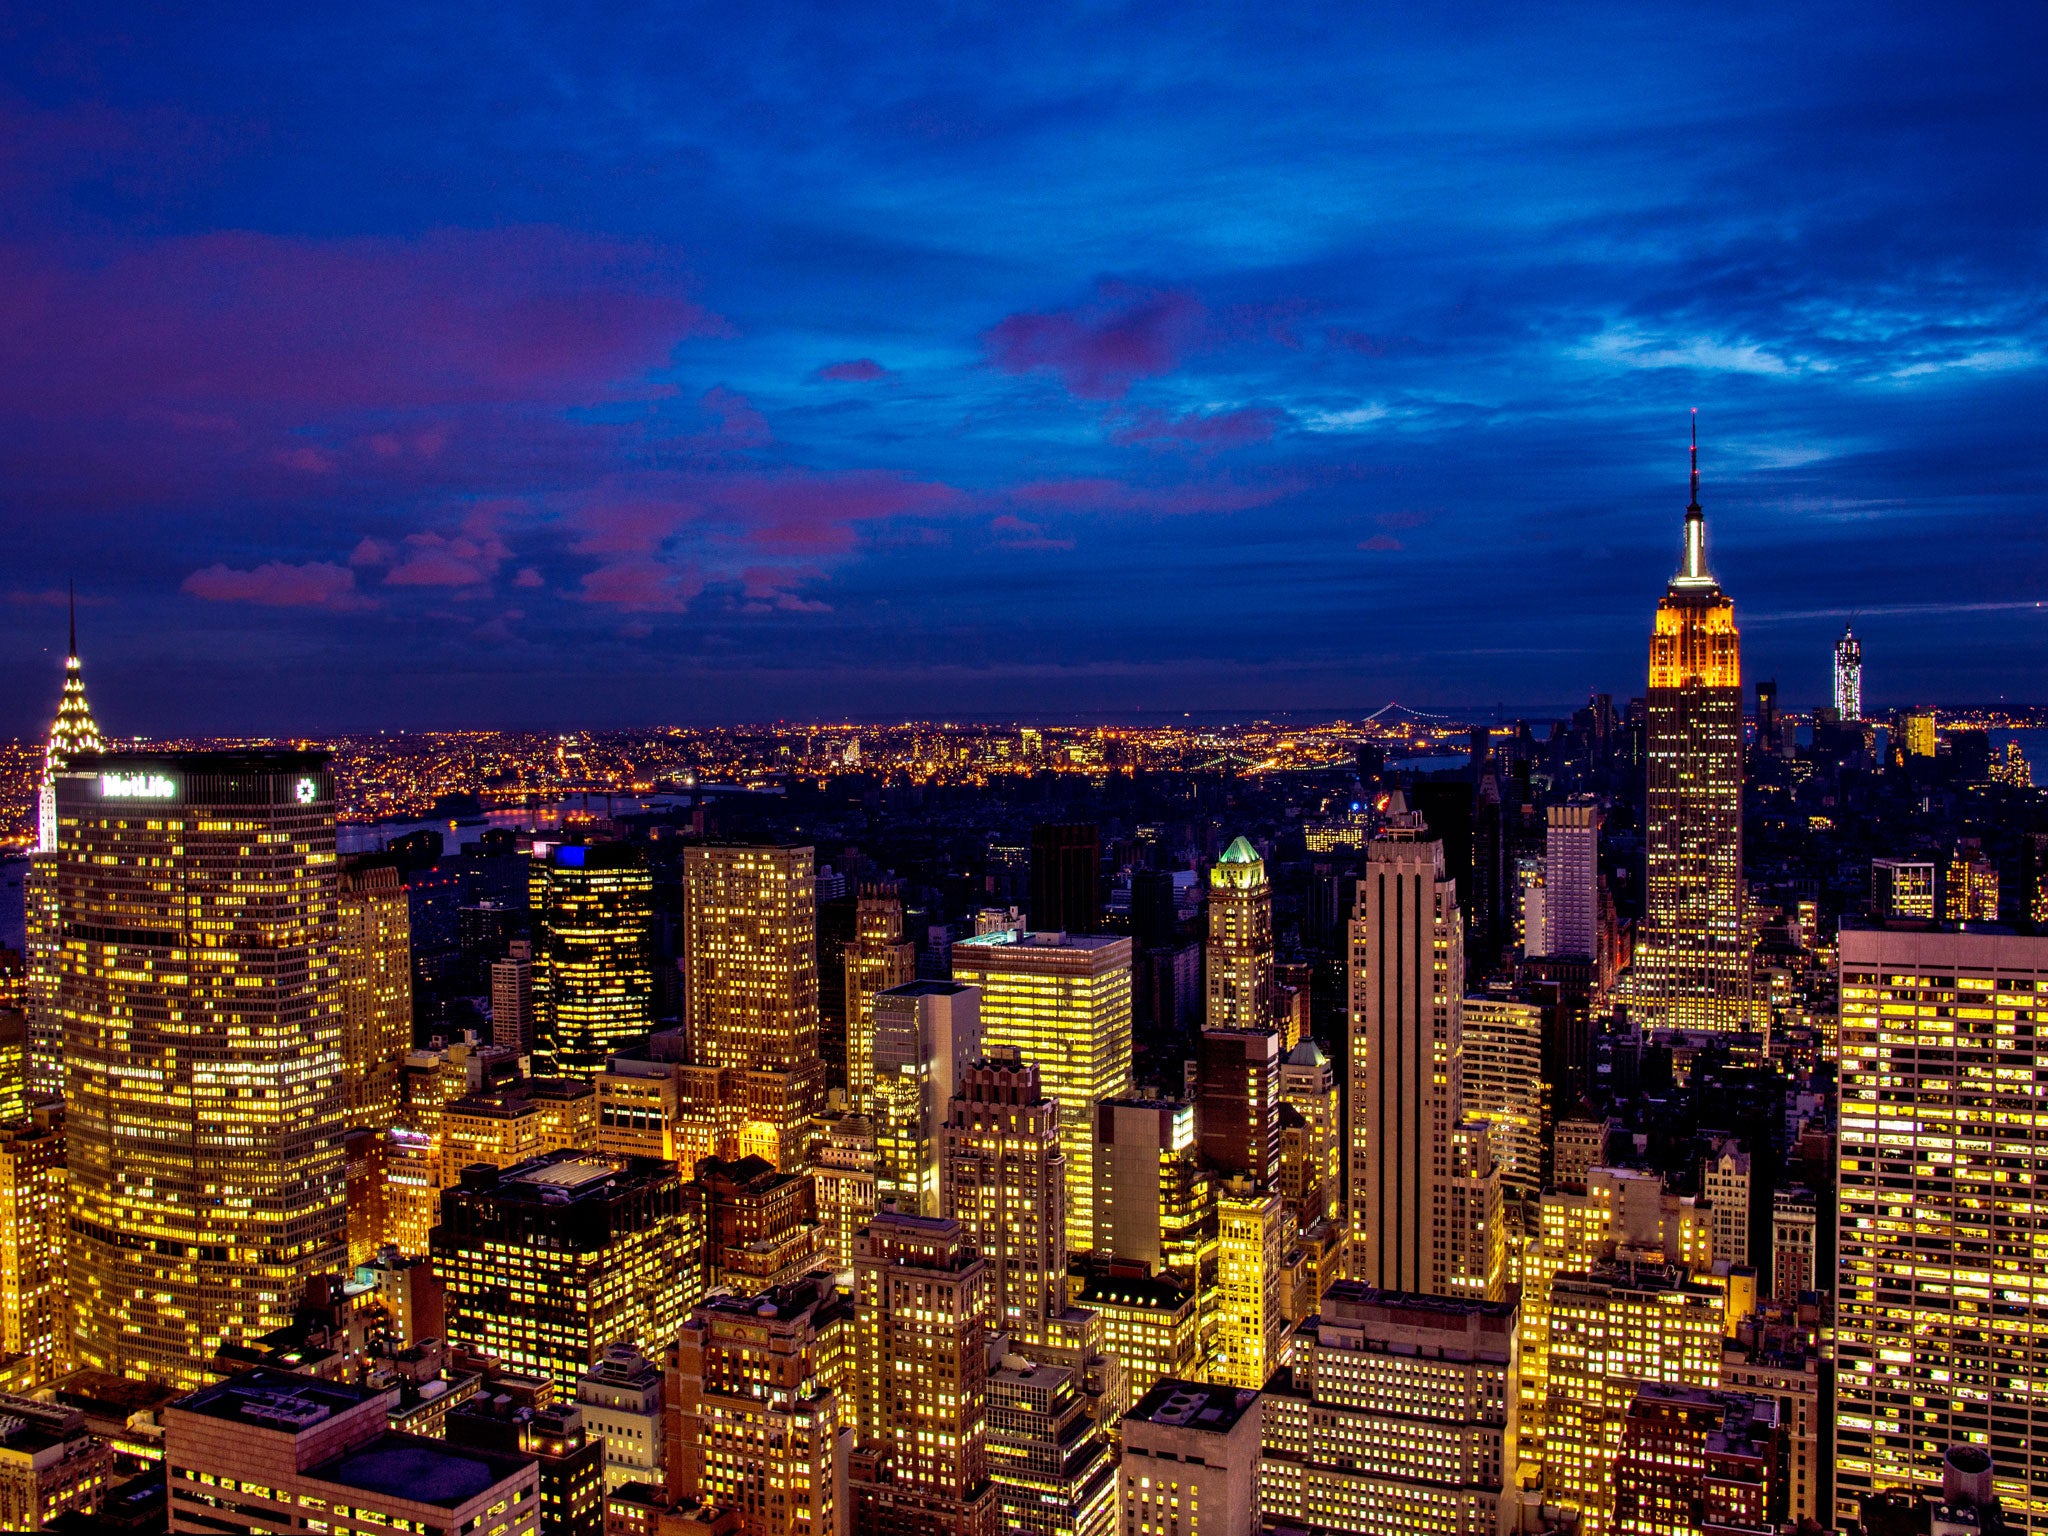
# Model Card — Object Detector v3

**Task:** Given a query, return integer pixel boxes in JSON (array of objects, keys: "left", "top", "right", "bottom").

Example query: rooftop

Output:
[
  {"left": 877, "top": 979, "right": 975, "bottom": 998},
  {"left": 311, "top": 1432, "right": 528, "bottom": 1508},
  {"left": 173, "top": 1371, "right": 380, "bottom": 1431},
  {"left": 954, "top": 929, "right": 1129, "bottom": 954},
  {"left": 1126, "top": 1379, "right": 1258, "bottom": 1434}
]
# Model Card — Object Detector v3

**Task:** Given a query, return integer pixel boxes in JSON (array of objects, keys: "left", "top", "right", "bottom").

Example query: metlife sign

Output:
[{"left": 100, "top": 771, "right": 178, "bottom": 800}]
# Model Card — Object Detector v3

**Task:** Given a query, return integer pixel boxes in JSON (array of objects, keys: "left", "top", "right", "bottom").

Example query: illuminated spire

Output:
[
  {"left": 1679, "top": 410, "right": 1708, "bottom": 582},
  {"left": 45, "top": 585, "right": 104, "bottom": 773}
]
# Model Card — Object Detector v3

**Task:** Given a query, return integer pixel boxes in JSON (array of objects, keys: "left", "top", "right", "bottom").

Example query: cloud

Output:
[
  {"left": 1358, "top": 534, "right": 1403, "bottom": 552},
  {"left": 982, "top": 281, "right": 1204, "bottom": 399},
  {"left": 350, "top": 538, "right": 395, "bottom": 568},
  {"left": 700, "top": 385, "right": 771, "bottom": 446},
  {"left": 579, "top": 558, "right": 704, "bottom": 613},
  {"left": 383, "top": 508, "right": 512, "bottom": 587},
  {"left": 815, "top": 358, "right": 888, "bottom": 382},
  {"left": 274, "top": 445, "right": 336, "bottom": 474},
  {"left": 1576, "top": 326, "right": 1801, "bottom": 376},
  {"left": 1110, "top": 405, "right": 1284, "bottom": 449},
  {"left": 1009, "top": 476, "right": 1288, "bottom": 516},
  {"left": 182, "top": 561, "right": 365, "bottom": 609},
  {"left": 739, "top": 566, "right": 833, "bottom": 612},
  {"left": 513, "top": 566, "right": 545, "bottom": 588},
  {"left": 991, "top": 515, "right": 1075, "bottom": 552}
]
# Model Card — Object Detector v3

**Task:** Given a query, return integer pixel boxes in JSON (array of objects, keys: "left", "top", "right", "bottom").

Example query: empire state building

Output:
[{"left": 1637, "top": 422, "right": 1750, "bottom": 1033}]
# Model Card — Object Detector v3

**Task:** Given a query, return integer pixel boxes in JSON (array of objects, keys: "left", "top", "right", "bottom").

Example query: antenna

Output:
[{"left": 68, "top": 578, "right": 77, "bottom": 659}]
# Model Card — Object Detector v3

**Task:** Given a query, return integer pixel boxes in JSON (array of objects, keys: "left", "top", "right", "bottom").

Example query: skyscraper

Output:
[
  {"left": 1205, "top": 837, "right": 1273, "bottom": 1031},
  {"left": 1028, "top": 824, "right": 1100, "bottom": 935},
  {"left": 1194, "top": 1026, "right": 1280, "bottom": 1185},
  {"left": 1460, "top": 995, "right": 1544, "bottom": 1199},
  {"left": 0, "top": 1107, "right": 65, "bottom": 1384},
  {"left": 1836, "top": 927, "right": 2048, "bottom": 1528},
  {"left": 1638, "top": 421, "right": 1750, "bottom": 1033},
  {"left": 1834, "top": 624, "right": 1862, "bottom": 721},
  {"left": 1211, "top": 1180, "right": 1286, "bottom": 1389},
  {"left": 952, "top": 929, "right": 1132, "bottom": 1253},
  {"left": 530, "top": 843, "right": 655, "bottom": 1078},
  {"left": 872, "top": 980, "right": 982, "bottom": 1217},
  {"left": 25, "top": 595, "right": 104, "bottom": 1097},
  {"left": 57, "top": 751, "right": 346, "bottom": 1384},
  {"left": 1348, "top": 791, "right": 1487, "bottom": 1297},
  {"left": 1538, "top": 799, "right": 1600, "bottom": 962},
  {"left": 1091, "top": 1098, "right": 1215, "bottom": 1281},
  {"left": 337, "top": 864, "right": 413, "bottom": 1133},
  {"left": 845, "top": 886, "right": 916, "bottom": 1114},
  {"left": 941, "top": 1048, "right": 1066, "bottom": 1346},
  {"left": 433, "top": 1151, "right": 697, "bottom": 1398},
  {"left": 850, "top": 1213, "right": 997, "bottom": 1536},
  {"left": 493, "top": 939, "right": 536, "bottom": 1052},
  {"left": 679, "top": 845, "right": 825, "bottom": 1168}
]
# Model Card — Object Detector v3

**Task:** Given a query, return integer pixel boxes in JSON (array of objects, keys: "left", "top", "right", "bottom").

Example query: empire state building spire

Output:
[{"left": 1680, "top": 410, "right": 1709, "bottom": 583}]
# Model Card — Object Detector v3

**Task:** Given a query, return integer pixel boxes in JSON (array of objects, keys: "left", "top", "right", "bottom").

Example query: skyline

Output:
[{"left": 4, "top": 5, "right": 2045, "bottom": 733}]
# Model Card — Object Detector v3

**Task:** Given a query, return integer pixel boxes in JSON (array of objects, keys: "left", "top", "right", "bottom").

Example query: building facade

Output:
[
  {"left": 531, "top": 843, "right": 656, "bottom": 1079},
  {"left": 952, "top": 930, "right": 1132, "bottom": 1254},
  {"left": 1637, "top": 431, "right": 1750, "bottom": 1033},
  {"left": 1205, "top": 838, "right": 1273, "bottom": 1031},
  {"left": 1836, "top": 927, "right": 2048, "bottom": 1529},
  {"left": 337, "top": 864, "right": 412, "bottom": 1135},
  {"left": 57, "top": 752, "right": 347, "bottom": 1385},
  {"left": 941, "top": 1049, "right": 1066, "bottom": 1347}
]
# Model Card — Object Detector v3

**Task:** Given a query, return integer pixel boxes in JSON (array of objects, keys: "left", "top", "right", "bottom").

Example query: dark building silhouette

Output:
[
  {"left": 1029, "top": 823, "right": 1101, "bottom": 934},
  {"left": 1195, "top": 1026, "right": 1280, "bottom": 1184}
]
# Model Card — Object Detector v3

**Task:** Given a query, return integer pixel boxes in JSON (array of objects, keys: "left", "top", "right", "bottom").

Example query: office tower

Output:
[
  {"left": 1542, "top": 799, "right": 1601, "bottom": 961},
  {"left": 433, "top": 1151, "right": 697, "bottom": 1397},
  {"left": 845, "top": 887, "right": 917, "bottom": 1113},
  {"left": 1205, "top": 838, "right": 1273, "bottom": 1031},
  {"left": 1028, "top": 824, "right": 1100, "bottom": 935},
  {"left": 667, "top": 1276, "right": 852, "bottom": 1536},
  {"left": 1755, "top": 678, "right": 1782, "bottom": 757},
  {"left": 1942, "top": 843, "right": 2001, "bottom": 923},
  {"left": 1701, "top": 1142, "right": 1752, "bottom": 1270},
  {"left": 1072, "top": 1269, "right": 1200, "bottom": 1405},
  {"left": 337, "top": 864, "right": 412, "bottom": 1134},
  {"left": 680, "top": 845, "right": 825, "bottom": 1167},
  {"left": 1470, "top": 769, "right": 1506, "bottom": 974},
  {"left": 1835, "top": 928, "right": 2048, "bottom": 1527},
  {"left": 166, "top": 1371, "right": 540, "bottom": 1536},
  {"left": 953, "top": 930, "right": 1132, "bottom": 1253},
  {"left": 444, "top": 1379, "right": 606, "bottom": 1536},
  {"left": 986, "top": 1356, "right": 1116, "bottom": 1536},
  {"left": 1460, "top": 995, "right": 1544, "bottom": 1200},
  {"left": 1092, "top": 1099, "right": 1215, "bottom": 1277},
  {"left": 1638, "top": 424, "right": 1749, "bottom": 1033},
  {"left": 942, "top": 1049, "right": 1066, "bottom": 1345},
  {"left": 1834, "top": 625, "right": 1863, "bottom": 721},
  {"left": 1211, "top": 1180, "right": 1286, "bottom": 1390},
  {"left": 0, "top": 1014, "right": 25, "bottom": 1133},
  {"left": 1347, "top": 791, "right": 1479, "bottom": 1296},
  {"left": 1546, "top": 1261, "right": 1725, "bottom": 1534},
  {"left": 1612, "top": 1386, "right": 1780, "bottom": 1536},
  {"left": 54, "top": 752, "right": 344, "bottom": 1385},
  {"left": 1769, "top": 1187, "right": 1816, "bottom": 1301},
  {"left": 0, "top": 1108, "right": 65, "bottom": 1384},
  {"left": 0, "top": 1392, "right": 111, "bottom": 1528},
  {"left": 850, "top": 1213, "right": 997, "bottom": 1536},
  {"left": 1118, "top": 1381, "right": 1261, "bottom": 1536},
  {"left": 1870, "top": 858, "right": 1938, "bottom": 922},
  {"left": 1194, "top": 1026, "right": 1280, "bottom": 1184},
  {"left": 530, "top": 843, "right": 655, "bottom": 1079},
  {"left": 693, "top": 1154, "right": 825, "bottom": 1294},
  {"left": 438, "top": 1076, "right": 599, "bottom": 1185},
  {"left": 1276, "top": 1040, "right": 1339, "bottom": 1226},
  {"left": 872, "top": 981, "right": 982, "bottom": 1217},
  {"left": 1898, "top": 708, "right": 1938, "bottom": 759},
  {"left": 814, "top": 1114, "right": 879, "bottom": 1271},
  {"left": 1260, "top": 1284, "right": 1516, "bottom": 1534},
  {"left": 493, "top": 939, "right": 536, "bottom": 1053},
  {"left": 575, "top": 1343, "right": 664, "bottom": 1493}
]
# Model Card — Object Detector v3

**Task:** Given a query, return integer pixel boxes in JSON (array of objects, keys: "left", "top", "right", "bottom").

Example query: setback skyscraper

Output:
[
  {"left": 58, "top": 751, "right": 346, "bottom": 1384},
  {"left": 1834, "top": 624, "right": 1862, "bottom": 721},
  {"left": 1637, "top": 421, "right": 1750, "bottom": 1033},
  {"left": 1205, "top": 837, "right": 1273, "bottom": 1031}
]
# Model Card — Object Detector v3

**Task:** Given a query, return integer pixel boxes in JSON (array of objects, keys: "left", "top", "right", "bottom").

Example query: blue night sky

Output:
[{"left": 2, "top": 3, "right": 2044, "bottom": 733}]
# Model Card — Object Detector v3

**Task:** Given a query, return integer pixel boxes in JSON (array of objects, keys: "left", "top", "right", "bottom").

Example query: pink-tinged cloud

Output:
[
  {"left": 815, "top": 358, "right": 888, "bottom": 382},
  {"left": 991, "top": 515, "right": 1075, "bottom": 552},
  {"left": 982, "top": 281, "right": 1204, "bottom": 399},
  {"left": 350, "top": 538, "right": 395, "bottom": 567},
  {"left": 1109, "top": 405, "right": 1284, "bottom": 449},
  {"left": 275, "top": 445, "right": 336, "bottom": 473},
  {"left": 182, "top": 560, "right": 364, "bottom": 609},
  {"left": 713, "top": 471, "right": 964, "bottom": 554},
  {"left": 1359, "top": 534, "right": 1403, "bottom": 551},
  {"left": 739, "top": 567, "right": 833, "bottom": 613},
  {"left": 579, "top": 558, "right": 704, "bottom": 614},
  {"left": 700, "top": 385, "right": 771, "bottom": 446},
  {"left": 572, "top": 491, "right": 703, "bottom": 558},
  {"left": 0, "top": 227, "right": 727, "bottom": 418},
  {"left": 1009, "top": 476, "right": 1288, "bottom": 516},
  {"left": 514, "top": 567, "right": 545, "bottom": 588},
  {"left": 384, "top": 508, "right": 513, "bottom": 587}
]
